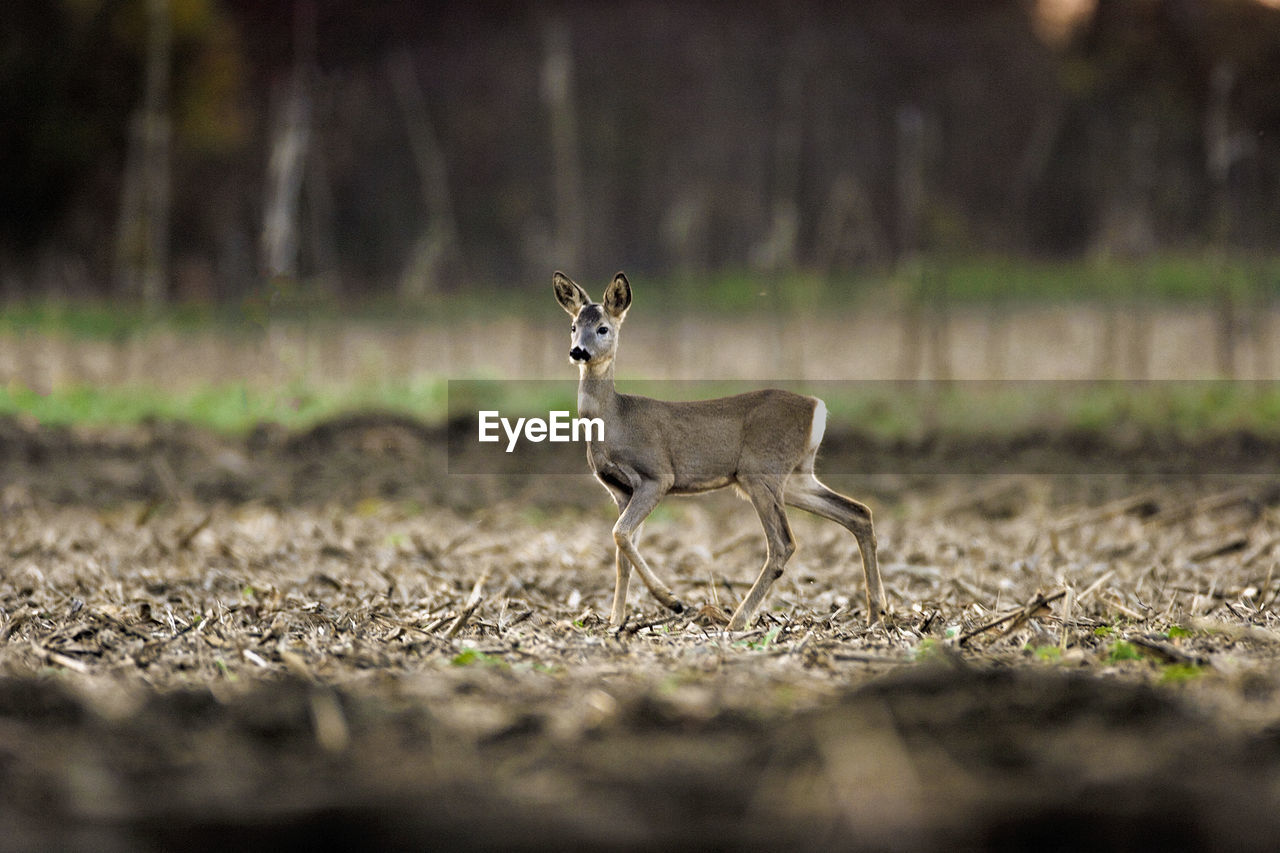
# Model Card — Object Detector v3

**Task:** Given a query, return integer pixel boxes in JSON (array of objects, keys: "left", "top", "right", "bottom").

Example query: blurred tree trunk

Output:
[
  {"left": 1206, "top": 63, "right": 1240, "bottom": 379},
  {"left": 261, "top": 1, "right": 314, "bottom": 284},
  {"left": 261, "top": 80, "right": 310, "bottom": 282},
  {"left": 1093, "top": 121, "right": 1156, "bottom": 379},
  {"left": 661, "top": 193, "right": 710, "bottom": 278},
  {"left": 1010, "top": 106, "right": 1065, "bottom": 246},
  {"left": 896, "top": 106, "right": 924, "bottom": 271},
  {"left": 751, "top": 19, "right": 806, "bottom": 276},
  {"left": 897, "top": 106, "right": 923, "bottom": 380},
  {"left": 114, "top": 0, "right": 171, "bottom": 306},
  {"left": 304, "top": 132, "right": 339, "bottom": 295},
  {"left": 541, "top": 18, "right": 584, "bottom": 274},
  {"left": 816, "top": 172, "right": 887, "bottom": 273},
  {"left": 1124, "top": 124, "right": 1156, "bottom": 380},
  {"left": 388, "top": 50, "right": 458, "bottom": 299},
  {"left": 895, "top": 105, "right": 950, "bottom": 380},
  {"left": 753, "top": 21, "right": 811, "bottom": 378}
]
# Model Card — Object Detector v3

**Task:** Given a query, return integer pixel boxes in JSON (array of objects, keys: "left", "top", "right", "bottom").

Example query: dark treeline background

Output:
[{"left": 3, "top": 0, "right": 1279, "bottom": 303}]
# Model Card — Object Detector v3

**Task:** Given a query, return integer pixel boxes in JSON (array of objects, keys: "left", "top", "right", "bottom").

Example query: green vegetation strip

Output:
[
  {"left": 2, "top": 254, "right": 1279, "bottom": 339},
  {"left": 0, "top": 380, "right": 449, "bottom": 434},
  {"left": 4, "top": 379, "right": 1280, "bottom": 440},
  {"left": 824, "top": 381, "right": 1280, "bottom": 442}
]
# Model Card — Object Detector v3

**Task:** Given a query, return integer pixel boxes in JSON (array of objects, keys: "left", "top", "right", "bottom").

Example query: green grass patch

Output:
[
  {"left": 5, "top": 376, "right": 1280, "bottom": 442},
  {"left": 1105, "top": 640, "right": 1144, "bottom": 663},
  {"left": 1159, "top": 663, "right": 1204, "bottom": 684},
  {"left": 736, "top": 625, "right": 782, "bottom": 651},
  {"left": 1027, "top": 644, "right": 1063, "bottom": 662},
  {"left": 819, "top": 381, "right": 1280, "bottom": 443},
  {"left": 450, "top": 648, "right": 505, "bottom": 668},
  {"left": 934, "top": 253, "right": 1280, "bottom": 304},
  {"left": 0, "top": 379, "right": 448, "bottom": 433},
  {"left": 447, "top": 380, "right": 578, "bottom": 425},
  {"left": 914, "top": 637, "right": 947, "bottom": 662}
]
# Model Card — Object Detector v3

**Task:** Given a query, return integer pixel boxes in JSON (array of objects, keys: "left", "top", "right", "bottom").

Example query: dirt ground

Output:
[{"left": 4, "top": 415, "right": 1280, "bottom": 850}]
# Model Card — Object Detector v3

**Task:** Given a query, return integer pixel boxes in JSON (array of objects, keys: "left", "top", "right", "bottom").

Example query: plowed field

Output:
[{"left": 3, "top": 417, "right": 1280, "bottom": 850}]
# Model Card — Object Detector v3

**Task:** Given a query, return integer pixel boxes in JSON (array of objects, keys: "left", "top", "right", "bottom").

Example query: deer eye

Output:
[
  {"left": 570, "top": 323, "right": 576, "bottom": 332},
  {"left": 597, "top": 326, "right": 609, "bottom": 335}
]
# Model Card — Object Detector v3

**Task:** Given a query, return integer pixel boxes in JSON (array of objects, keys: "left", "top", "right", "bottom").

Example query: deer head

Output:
[{"left": 553, "top": 271, "right": 632, "bottom": 373}]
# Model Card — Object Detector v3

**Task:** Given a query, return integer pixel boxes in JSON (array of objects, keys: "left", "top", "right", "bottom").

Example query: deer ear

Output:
[
  {"left": 553, "top": 271, "right": 590, "bottom": 316},
  {"left": 603, "top": 272, "right": 632, "bottom": 321}
]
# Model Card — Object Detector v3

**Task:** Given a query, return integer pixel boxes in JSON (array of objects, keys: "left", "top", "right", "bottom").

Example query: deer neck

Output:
[{"left": 576, "top": 359, "right": 617, "bottom": 421}]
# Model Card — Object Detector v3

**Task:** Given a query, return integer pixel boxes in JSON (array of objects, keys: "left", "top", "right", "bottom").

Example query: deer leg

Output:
[
  {"left": 611, "top": 524, "right": 646, "bottom": 626},
  {"left": 610, "top": 546, "right": 632, "bottom": 626},
  {"left": 613, "top": 483, "right": 684, "bottom": 615},
  {"left": 608, "top": 491, "right": 634, "bottom": 626},
  {"left": 785, "top": 473, "right": 887, "bottom": 623},
  {"left": 727, "top": 479, "right": 796, "bottom": 631}
]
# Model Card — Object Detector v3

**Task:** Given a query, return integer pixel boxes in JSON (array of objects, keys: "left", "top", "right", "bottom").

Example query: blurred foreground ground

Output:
[{"left": 2, "top": 417, "right": 1280, "bottom": 849}]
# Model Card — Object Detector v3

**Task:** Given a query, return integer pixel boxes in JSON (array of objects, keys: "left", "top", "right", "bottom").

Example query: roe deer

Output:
[{"left": 553, "top": 271, "right": 886, "bottom": 630}]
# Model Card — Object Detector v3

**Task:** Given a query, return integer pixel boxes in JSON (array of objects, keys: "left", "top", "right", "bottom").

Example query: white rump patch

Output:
[{"left": 807, "top": 398, "right": 827, "bottom": 455}]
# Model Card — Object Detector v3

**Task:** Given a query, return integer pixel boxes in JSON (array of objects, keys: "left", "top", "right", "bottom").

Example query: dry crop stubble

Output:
[{"left": 2, "top": 463, "right": 1279, "bottom": 687}]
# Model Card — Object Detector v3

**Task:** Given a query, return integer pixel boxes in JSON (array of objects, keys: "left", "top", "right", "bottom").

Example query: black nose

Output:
[{"left": 569, "top": 346, "right": 589, "bottom": 362}]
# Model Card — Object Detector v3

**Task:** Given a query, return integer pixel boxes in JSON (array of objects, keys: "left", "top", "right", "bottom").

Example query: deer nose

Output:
[{"left": 569, "top": 346, "right": 590, "bottom": 362}]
